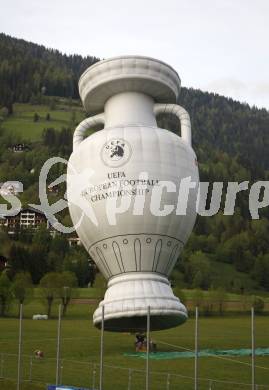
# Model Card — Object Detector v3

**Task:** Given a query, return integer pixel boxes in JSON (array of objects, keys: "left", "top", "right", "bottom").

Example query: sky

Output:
[{"left": 1, "top": 0, "right": 269, "bottom": 109}]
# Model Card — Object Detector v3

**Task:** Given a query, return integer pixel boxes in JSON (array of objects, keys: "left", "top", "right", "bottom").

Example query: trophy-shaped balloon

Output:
[{"left": 67, "top": 56, "right": 199, "bottom": 332}]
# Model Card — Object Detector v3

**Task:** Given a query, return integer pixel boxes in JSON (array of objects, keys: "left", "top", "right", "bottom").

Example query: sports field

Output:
[{"left": 0, "top": 302, "right": 268, "bottom": 390}]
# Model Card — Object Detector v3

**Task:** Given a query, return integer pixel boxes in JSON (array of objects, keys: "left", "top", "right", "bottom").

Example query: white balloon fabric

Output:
[{"left": 67, "top": 56, "right": 199, "bottom": 332}]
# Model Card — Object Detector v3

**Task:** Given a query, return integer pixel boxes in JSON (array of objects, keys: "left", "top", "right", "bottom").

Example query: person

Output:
[
  {"left": 34, "top": 350, "right": 44, "bottom": 359},
  {"left": 135, "top": 333, "right": 145, "bottom": 352}
]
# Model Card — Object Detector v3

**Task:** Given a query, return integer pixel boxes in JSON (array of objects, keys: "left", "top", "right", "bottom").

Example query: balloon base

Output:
[{"left": 93, "top": 273, "right": 187, "bottom": 332}]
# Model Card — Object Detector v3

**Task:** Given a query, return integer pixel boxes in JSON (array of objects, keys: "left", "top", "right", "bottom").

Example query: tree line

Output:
[
  {"left": 0, "top": 270, "right": 79, "bottom": 318},
  {"left": 0, "top": 227, "right": 96, "bottom": 287},
  {"left": 0, "top": 33, "right": 99, "bottom": 112}
]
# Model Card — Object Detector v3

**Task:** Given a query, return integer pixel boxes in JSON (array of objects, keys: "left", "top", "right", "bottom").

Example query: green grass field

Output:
[
  {"left": 0, "top": 301, "right": 268, "bottom": 390},
  {"left": 1, "top": 102, "right": 84, "bottom": 141}
]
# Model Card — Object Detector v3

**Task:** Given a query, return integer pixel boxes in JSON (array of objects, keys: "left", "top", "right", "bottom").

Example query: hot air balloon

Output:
[{"left": 67, "top": 56, "right": 199, "bottom": 332}]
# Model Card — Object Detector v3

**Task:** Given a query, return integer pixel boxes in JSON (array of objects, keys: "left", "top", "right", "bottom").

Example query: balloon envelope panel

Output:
[{"left": 67, "top": 125, "right": 198, "bottom": 280}]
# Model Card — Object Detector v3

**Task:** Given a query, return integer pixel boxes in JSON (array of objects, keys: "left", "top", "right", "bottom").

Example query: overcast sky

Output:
[{"left": 1, "top": 0, "right": 269, "bottom": 109}]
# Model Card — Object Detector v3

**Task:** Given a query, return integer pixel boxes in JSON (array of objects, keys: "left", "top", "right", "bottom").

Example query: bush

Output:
[
  {"left": 33, "top": 113, "right": 39, "bottom": 122},
  {"left": 252, "top": 296, "right": 265, "bottom": 313},
  {"left": 192, "top": 288, "right": 204, "bottom": 308},
  {"left": 176, "top": 289, "right": 187, "bottom": 304},
  {"left": 0, "top": 273, "right": 13, "bottom": 316},
  {"left": 0, "top": 107, "right": 9, "bottom": 118},
  {"left": 203, "top": 301, "right": 214, "bottom": 317}
]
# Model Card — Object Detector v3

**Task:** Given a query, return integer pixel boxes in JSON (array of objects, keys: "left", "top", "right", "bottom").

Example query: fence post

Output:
[
  {"left": 146, "top": 306, "right": 150, "bottom": 390},
  {"left": 166, "top": 373, "right": 170, "bottom": 390},
  {"left": 60, "top": 362, "right": 63, "bottom": 385},
  {"left": 128, "top": 368, "right": 132, "bottom": 390},
  {"left": 0, "top": 353, "right": 4, "bottom": 378},
  {"left": 251, "top": 307, "right": 255, "bottom": 390},
  {"left": 56, "top": 304, "right": 62, "bottom": 386},
  {"left": 99, "top": 305, "right": 105, "bottom": 390},
  {"left": 209, "top": 379, "right": 213, "bottom": 389},
  {"left": 195, "top": 306, "right": 199, "bottom": 390},
  {"left": 92, "top": 363, "right": 96, "bottom": 390},
  {"left": 29, "top": 356, "right": 33, "bottom": 382},
  {"left": 17, "top": 303, "right": 23, "bottom": 390}
]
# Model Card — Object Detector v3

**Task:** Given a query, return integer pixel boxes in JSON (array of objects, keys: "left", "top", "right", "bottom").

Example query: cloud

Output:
[
  {"left": 204, "top": 78, "right": 269, "bottom": 109},
  {"left": 253, "top": 82, "right": 269, "bottom": 96},
  {"left": 207, "top": 78, "right": 247, "bottom": 95}
]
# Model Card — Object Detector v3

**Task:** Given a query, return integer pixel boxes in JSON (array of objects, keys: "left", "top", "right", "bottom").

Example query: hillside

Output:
[
  {"left": 0, "top": 33, "right": 98, "bottom": 111},
  {"left": 0, "top": 33, "right": 269, "bottom": 293}
]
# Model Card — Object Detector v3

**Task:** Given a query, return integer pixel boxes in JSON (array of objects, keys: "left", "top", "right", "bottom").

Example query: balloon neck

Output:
[{"left": 104, "top": 92, "right": 157, "bottom": 128}]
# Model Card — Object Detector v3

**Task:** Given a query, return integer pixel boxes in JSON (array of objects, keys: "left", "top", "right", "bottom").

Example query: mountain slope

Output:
[{"left": 0, "top": 33, "right": 99, "bottom": 109}]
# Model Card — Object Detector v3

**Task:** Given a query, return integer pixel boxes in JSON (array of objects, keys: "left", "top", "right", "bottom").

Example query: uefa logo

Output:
[{"left": 101, "top": 138, "right": 132, "bottom": 167}]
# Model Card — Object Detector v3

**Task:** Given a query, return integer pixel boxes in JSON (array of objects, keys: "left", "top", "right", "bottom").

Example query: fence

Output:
[
  {"left": 2, "top": 304, "right": 269, "bottom": 390},
  {"left": 1, "top": 352, "right": 269, "bottom": 390}
]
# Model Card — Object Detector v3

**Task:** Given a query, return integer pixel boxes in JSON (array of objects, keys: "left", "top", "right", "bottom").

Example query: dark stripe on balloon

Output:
[
  {"left": 152, "top": 239, "right": 162, "bottom": 272},
  {"left": 165, "top": 244, "right": 179, "bottom": 274},
  {"left": 112, "top": 241, "right": 125, "bottom": 272},
  {"left": 134, "top": 238, "right": 141, "bottom": 271},
  {"left": 96, "top": 247, "right": 112, "bottom": 277}
]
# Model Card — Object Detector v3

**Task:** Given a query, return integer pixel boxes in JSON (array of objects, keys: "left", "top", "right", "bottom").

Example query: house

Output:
[
  {"left": 12, "top": 143, "right": 29, "bottom": 152},
  {"left": 0, "top": 206, "right": 81, "bottom": 243},
  {"left": 0, "top": 206, "right": 48, "bottom": 234},
  {"left": 47, "top": 184, "right": 59, "bottom": 194},
  {"left": 67, "top": 236, "right": 81, "bottom": 247}
]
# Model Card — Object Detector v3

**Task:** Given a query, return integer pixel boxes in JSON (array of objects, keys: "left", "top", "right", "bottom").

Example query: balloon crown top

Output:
[{"left": 79, "top": 55, "right": 181, "bottom": 114}]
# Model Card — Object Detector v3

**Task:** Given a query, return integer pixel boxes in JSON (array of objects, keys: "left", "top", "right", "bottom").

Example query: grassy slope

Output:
[
  {"left": 2, "top": 102, "right": 84, "bottom": 141},
  {"left": 0, "top": 304, "right": 268, "bottom": 390}
]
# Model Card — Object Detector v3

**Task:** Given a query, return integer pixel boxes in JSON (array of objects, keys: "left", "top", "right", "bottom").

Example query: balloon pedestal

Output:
[{"left": 93, "top": 273, "right": 187, "bottom": 332}]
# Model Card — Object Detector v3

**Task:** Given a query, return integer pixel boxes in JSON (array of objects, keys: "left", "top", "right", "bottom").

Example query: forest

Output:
[
  {"left": 0, "top": 33, "right": 98, "bottom": 112},
  {"left": 0, "top": 33, "right": 268, "bottom": 293}
]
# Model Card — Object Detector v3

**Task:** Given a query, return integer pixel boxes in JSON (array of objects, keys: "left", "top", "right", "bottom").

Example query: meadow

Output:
[
  {"left": 2, "top": 102, "right": 84, "bottom": 141},
  {"left": 0, "top": 299, "right": 268, "bottom": 390}
]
